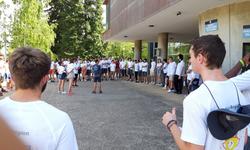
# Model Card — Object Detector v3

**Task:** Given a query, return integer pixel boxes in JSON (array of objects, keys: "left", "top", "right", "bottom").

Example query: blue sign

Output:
[
  {"left": 243, "top": 25, "right": 250, "bottom": 38},
  {"left": 205, "top": 19, "right": 218, "bottom": 32}
]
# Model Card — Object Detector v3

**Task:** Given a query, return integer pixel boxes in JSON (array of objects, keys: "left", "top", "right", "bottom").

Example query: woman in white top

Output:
[
  {"left": 156, "top": 59, "right": 163, "bottom": 84},
  {"left": 110, "top": 60, "right": 116, "bottom": 80},
  {"left": 66, "top": 59, "right": 75, "bottom": 96},
  {"left": 57, "top": 61, "right": 67, "bottom": 94}
]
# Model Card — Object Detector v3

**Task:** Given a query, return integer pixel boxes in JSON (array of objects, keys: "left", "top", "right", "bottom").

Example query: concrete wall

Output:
[{"left": 199, "top": 1, "right": 250, "bottom": 73}]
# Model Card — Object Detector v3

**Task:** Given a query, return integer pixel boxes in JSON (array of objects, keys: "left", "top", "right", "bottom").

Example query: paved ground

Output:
[{"left": 42, "top": 80, "right": 184, "bottom": 150}]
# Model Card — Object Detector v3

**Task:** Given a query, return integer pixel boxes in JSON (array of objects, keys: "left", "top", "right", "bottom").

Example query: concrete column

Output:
[
  {"left": 134, "top": 40, "right": 142, "bottom": 60},
  {"left": 157, "top": 33, "right": 168, "bottom": 60}
]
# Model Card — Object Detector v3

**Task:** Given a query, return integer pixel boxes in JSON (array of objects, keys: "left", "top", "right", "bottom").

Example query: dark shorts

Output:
[
  {"left": 74, "top": 74, "right": 78, "bottom": 81},
  {"left": 86, "top": 70, "right": 91, "bottom": 76},
  {"left": 58, "top": 73, "right": 66, "bottom": 80},
  {"left": 142, "top": 72, "right": 148, "bottom": 77},
  {"left": 94, "top": 76, "right": 101, "bottom": 82},
  {"left": 102, "top": 68, "right": 108, "bottom": 74}
]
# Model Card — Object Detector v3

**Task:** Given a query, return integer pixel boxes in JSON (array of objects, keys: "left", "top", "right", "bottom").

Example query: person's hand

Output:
[
  {"left": 162, "top": 107, "right": 177, "bottom": 128},
  {"left": 243, "top": 53, "right": 250, "bottom": 65}
]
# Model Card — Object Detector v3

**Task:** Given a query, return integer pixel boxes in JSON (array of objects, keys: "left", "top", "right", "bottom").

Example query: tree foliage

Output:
[
  {"left": 104, "top": 41, "right": 134, "bottom": 59},
  {"left": 48, "top": 0, "right": 104, "bottom": 58},
  {"left": 10, "top": 0, "right": 56, "bottom": 59}
]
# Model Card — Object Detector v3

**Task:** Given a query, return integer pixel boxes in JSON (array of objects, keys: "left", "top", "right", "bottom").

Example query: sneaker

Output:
[
  {"left": 61, "top": 91, "right": 67, "bottom": 94},
  {"left": 57, "top": 91, "right": 61, "bottom": 94},
  {"left": 99, "top": 91, "right": 103, "bottom": 94},
  {"left": 162, "top": 87, "right": 166, "bottom": 89},
  {"left": 168, "top": 89, "right": 172, "bottom": 93},
  {"left": 92, "top": 91, "right": 96, "bottom": 94}
]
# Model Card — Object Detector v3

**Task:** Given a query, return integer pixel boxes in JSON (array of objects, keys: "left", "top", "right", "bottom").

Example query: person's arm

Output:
[
  {"left": 162, "top": 108, "right": 204, "bottom": 150},
  {"left": 0, "top": 118, "right": 27, "bottom": 150},
  {"left": 225, "top": 53, "right": 250, "bottom": 78}
]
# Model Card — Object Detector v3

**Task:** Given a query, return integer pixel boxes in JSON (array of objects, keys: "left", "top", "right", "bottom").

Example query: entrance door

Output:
[{"left": 243, "top": 43, "right": 250, "bottom": 56}]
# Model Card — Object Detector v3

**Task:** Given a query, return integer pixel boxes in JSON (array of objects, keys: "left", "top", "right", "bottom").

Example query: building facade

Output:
[{"left": 103, "top": 0, "right": 250, "bottom": 72}]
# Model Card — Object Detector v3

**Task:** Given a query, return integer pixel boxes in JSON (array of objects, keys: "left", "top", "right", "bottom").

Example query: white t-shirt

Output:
[
  {"left": 110, "top": 63, "right": 116, "bottom": 72},
  {"left": 230, "top": 70, "right": 250, "bottom": 136},
  {"left": 150, "top": 61, "right": 156, "bottom": 70},
  {"left": 139, "top": 62, "right": 143, "bottom": 71},
  {"left": 57, "top": 65, "right": 65, "bottom": 74},
  {"left": 134, "top": 63, "right": 139, "bottom": 72},
  {"left": 120, "top": 61, "right": 126, "bottom": 69},
  {"left": 167, "top": 62, "right": 176, "bottom": 76},
  {"left": 163, "top": 63, "right": 168, "bottom": 74},
  {"left": 0, "top": 97, "right": 78, "bottom": 150},
  {"left": 142, "top": 62, "right": 148, "bottom": 72},
  {"left": 50, "top": 61, "right": 55, "bottom": 69},
  {"left": 127, "top": 61, "right": 133, "bottom": 69},
  {"left": 175, "top": 60, "right": 185, "bottom": 76},
  {"left": 67, "top": 63, "right": 74, "bottom": 74},
  {"left": 181, "top": 80, "right": 248, "bottom": 150},
  {"left": 73, "top": 63, "right": 80, "bottom": 74}
]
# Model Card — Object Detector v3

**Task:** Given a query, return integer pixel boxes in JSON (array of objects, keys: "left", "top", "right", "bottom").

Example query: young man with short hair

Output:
[
  {"left": 162, "top": 35, "right": 249, "bottom": 150},
  {"left": 92, "top": 59, "right": 102, "bottom": 94},
  {"left": 0, "top": 47, "right": 78, "bottom": 150}
]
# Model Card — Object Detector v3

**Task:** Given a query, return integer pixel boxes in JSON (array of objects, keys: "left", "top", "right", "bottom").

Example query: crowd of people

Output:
[
  {"left": 0, "top": 35, "right": 250, "bottom": 149},
  {"left": 47, "top": 55, "right": 201, "bottom": 96}
]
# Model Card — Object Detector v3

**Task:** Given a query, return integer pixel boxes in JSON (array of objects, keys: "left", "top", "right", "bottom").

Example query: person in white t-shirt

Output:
[
  {"left": 167, "top": 57, "right": 176, "bottom": 92},
  {"left": 127, "top": 59, "right": 134, "bottom": 81},
  {"left": 110, "top": 60, "right": 116, "bottom": 80},
  {"left": 0, "top": 47, "right": 78, "bottom": 150},
  {"left": 225, "top": 53, "right": 250, "bottom": 150},
  {"left": 174, "top": 54, "right": 185, "bottom": 94},
  {"left": 156, "top": 59, "right": 162, "bottom": 84},
  {"left": 134, "top": 60, "right": 139, "bottom": 82},
  {"left": 57, "top": 61, "right": 67, "bottom": 94},
  {"left": 162, "top": 59, "right": 168, "bottom": 89},
  {"left": 162, "top": 35, "right": 248, "bottom": 150},
  {"left": 150, "top": 59, "right": 156, "bottom": 83},
  {"left": 142, "top": 59, "right": 148, "bottom": 83},
  {"left": 66, "top": 59, "right": 75, "bottom": 96}
]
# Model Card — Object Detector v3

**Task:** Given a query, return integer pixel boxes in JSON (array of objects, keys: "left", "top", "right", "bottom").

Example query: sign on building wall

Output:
[
  {"left": 205, "top": 19, "right": 218, "bottom": 32},
  {"left": 243, "top": 25, "right": 250, "bottom": 38}
]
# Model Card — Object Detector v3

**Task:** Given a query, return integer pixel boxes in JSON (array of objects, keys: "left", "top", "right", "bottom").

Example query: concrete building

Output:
[{"left": 103, "top": 0, "right": 250, "bottom": 72}]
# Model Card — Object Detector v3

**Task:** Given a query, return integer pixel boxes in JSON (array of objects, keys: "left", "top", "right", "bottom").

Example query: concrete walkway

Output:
[{"left": 42, "top": 80, "right": 185, "bottom": 149}]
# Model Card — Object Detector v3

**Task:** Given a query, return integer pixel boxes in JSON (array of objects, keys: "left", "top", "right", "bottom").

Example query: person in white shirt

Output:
[
  {"left": 0, "top": 47, "right": 78, "bottom": 150},
  {"left": 174, "top": 54, "right": 185, "bottom": 94},
  {"left": 162, "top": 59, "right": 168, "bottom": 89},
  {"left": 49, "top": 61, "right": 56, "bottom": 82},
  {"left": 162, "top": 35, "right": 248, "bottom": 150},
  {"left": 156, "top": 59, "right": 162, "bottom": 84},
  {"left": 66, "top": 59, "right": 75, "bottom": 96},
  {"left": 150, "top": 59, "right": 156, "bottom": 84},
  {"left": 57, "top": 61, "right": 67, "bottom": 94},
  {"left": 110, "top": 60, "right": 116, "bottom": 80},
  {"left": 127, "top": 59, "right": 134, "bottom": 81},
  {"left": 167, "top": 57, "right": 176, "bottom": 92},
  {"left": 73, "top": 59, "right": 80, "bottom": 86},
  {"left": 134, "top": 60, "right": 139, "bottom": 82},
  {"left": 225, "top": 52, "right": 250, "bottom": 150},
  {"left": 142, "top": 59, "right": 148, "bottom": 83}
]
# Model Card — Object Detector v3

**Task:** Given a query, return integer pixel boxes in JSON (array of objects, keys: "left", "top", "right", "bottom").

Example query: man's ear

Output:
[
  {"left": 40, "top": 75, "right": 49, "bottom": 85},
  {"left": 197, "top": 53, "right": 207, "bottom": 65}
]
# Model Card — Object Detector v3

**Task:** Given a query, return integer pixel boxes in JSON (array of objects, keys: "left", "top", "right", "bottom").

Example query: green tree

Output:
[
  {"left": 11, "top": 0, "right": 56, "bottom": 59},
  {"left": 104, "top": 42, "right": 134, "bottom": 59},
  {"left": 48, "top": 0, "right": 104, "bottom": 58},
  {"left": 83, "top": 0, "right": 104, "bottom": 58}
]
